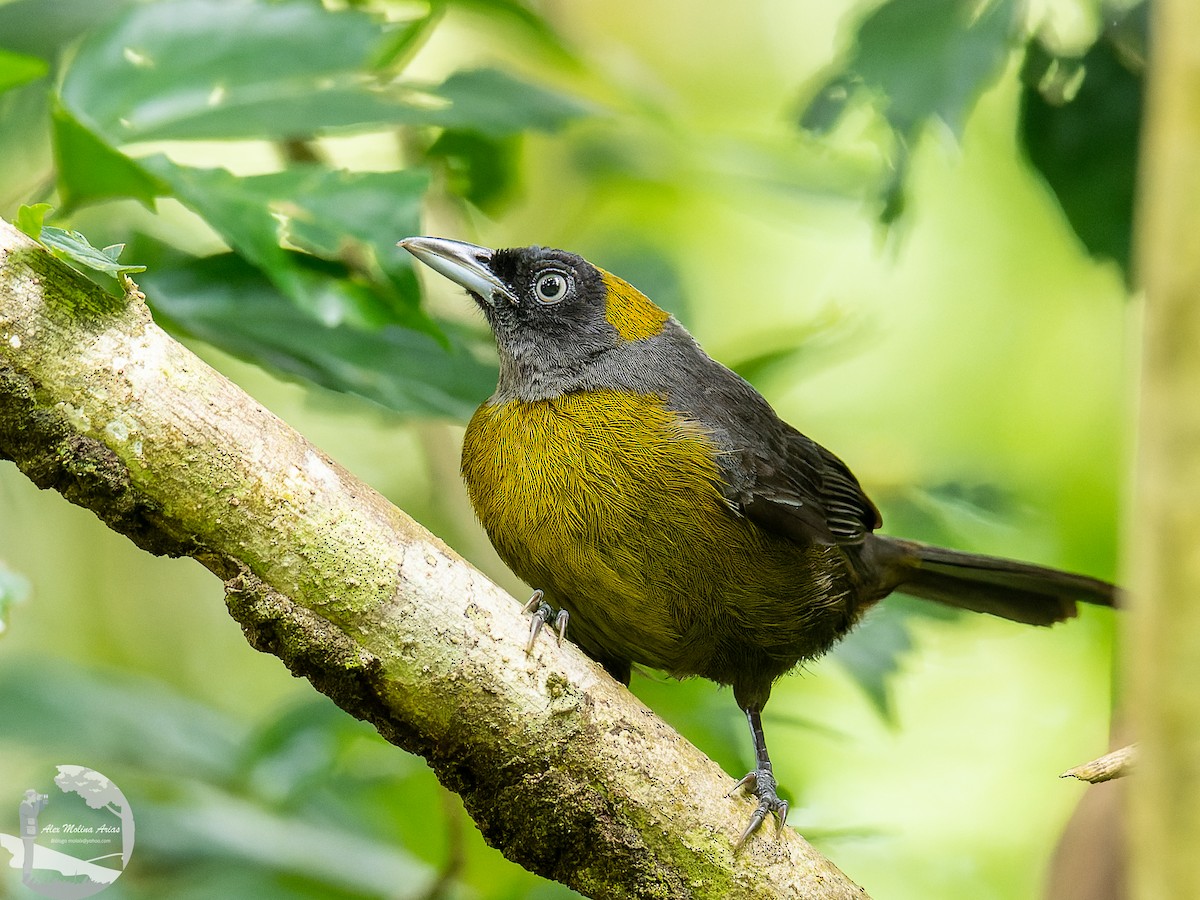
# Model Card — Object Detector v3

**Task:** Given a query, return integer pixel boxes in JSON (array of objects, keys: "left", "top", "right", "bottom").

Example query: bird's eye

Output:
[{"left": 534, "top": 271, "right": 570, "bottom": 304}]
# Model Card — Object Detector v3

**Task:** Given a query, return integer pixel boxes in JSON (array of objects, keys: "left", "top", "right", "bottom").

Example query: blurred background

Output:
[{"left": 0, "top": 0, "right": 1136, "bottom": 897}]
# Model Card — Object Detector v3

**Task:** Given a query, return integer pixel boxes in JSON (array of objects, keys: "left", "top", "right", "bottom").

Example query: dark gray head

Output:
[{"left": 400, "top": 236, "right": 675, "bottom": 401}]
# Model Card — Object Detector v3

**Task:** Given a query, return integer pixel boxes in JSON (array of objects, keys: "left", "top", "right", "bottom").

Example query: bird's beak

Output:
[{"left": 398, "top": 236, "right": 518, "bottom": 307}]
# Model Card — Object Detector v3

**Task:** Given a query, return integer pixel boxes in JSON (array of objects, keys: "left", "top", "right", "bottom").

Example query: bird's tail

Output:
[{"left": 872, "top": 535, "right": 1117, "bottom": 625}]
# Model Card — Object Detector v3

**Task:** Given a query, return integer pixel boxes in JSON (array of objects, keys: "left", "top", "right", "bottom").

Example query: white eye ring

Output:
[{"left": 534, "top": 271, "right": 570, "bottom": 304}]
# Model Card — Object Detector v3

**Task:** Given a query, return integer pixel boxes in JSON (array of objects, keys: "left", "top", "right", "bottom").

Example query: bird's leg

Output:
[
  {"left": 727, "top": 706, "right": 788, "bottom": 848},
  {"left": 521, "top": 589, "right": 569, "bottom": 652}
]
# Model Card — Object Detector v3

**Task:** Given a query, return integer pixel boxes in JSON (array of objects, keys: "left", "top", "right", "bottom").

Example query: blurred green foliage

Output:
[
  {"left": 3, "top": 0, "right": 589, "bottom": 416},
  {"left": 801, "top": 0, "right": 1023, "bottom": 222},
  {"left": 1019, "top": 2, "right": 1145, "bottom": 274},
  {"left": 0, "top": 559, "right": 31, "bottom": 635},
  {"left": 0, "top": 0, "right": 1130, "bottom": 897}
]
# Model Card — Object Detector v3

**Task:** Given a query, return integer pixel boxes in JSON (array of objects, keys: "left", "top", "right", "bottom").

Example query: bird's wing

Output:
[
  {"left": 631, "top": 319, "right": 881, "bottom": 548},
  {"left": 721, "top": 425, "right": 881, "bottom": 548},
  {"left": 674, "top": 354, "right": 880, "bottom": 548}
]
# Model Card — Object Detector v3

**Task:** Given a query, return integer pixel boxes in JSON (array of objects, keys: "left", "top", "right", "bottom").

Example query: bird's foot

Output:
[
  {"left": 521, "top": 590, "right": 569, "bottom": 653},
  {"left": 727, "top": 767, "right": 789, "bottom": 849}
]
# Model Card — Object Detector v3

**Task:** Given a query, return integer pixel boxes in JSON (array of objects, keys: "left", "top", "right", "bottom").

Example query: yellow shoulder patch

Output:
[{"left": 598, "top": 269, "right": 669, "bottom": 342}]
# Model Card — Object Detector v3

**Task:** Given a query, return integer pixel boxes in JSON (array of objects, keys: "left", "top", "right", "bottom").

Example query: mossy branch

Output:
[{"left": 0, "top": 218, "right": 867, "bottom": 900}]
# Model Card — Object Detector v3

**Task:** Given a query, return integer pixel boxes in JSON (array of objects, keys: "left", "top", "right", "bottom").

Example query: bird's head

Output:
[{"left": 400, "top": 236, "right": 672, "bottom": 399}]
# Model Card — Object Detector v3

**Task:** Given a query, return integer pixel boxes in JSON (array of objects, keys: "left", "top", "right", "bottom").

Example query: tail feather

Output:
[{"left": 874, "top": 537, "right": 1117, "bottom": 626}]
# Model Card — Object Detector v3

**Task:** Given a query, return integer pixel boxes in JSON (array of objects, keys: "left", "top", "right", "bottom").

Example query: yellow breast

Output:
[
  {"left": 460, "top": 391, "right": 732, "bottom": 666},
  {"left": 460, "top": 390, "right": 856, "bottom": 678}
]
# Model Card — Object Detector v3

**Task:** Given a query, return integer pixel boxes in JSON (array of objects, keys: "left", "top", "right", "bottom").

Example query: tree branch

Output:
[
  {"left": 0, "top": 218, "right": 867, "bottom": 899},
  {"left": 1061, "top": 745, "right": 1136, "bottom": 784}
]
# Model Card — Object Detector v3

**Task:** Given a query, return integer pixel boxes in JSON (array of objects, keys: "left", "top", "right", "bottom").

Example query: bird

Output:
[{"left": 399, "top": 235, "right": 1116, "bottom": 846}]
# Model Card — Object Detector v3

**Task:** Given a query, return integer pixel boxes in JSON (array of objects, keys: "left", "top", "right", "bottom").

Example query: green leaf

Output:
[
  {"left": 830, "top": 603, "right": 912, "bottom": 720},
  {"left": 0, "top": 562, "right": 32, "bottom": 637},
  {"left": 0, "top": 660, "right": 447, "bottom": 898},
  {"left": 370, "top": 7, "right": 443, "bottom": 70},
  {"left": 275, "top": 167, "right": 430, "bottom": 306},
  {"left": 141, "top": 253, "right": 497, "bottom": 419},
  {"left": 831, "top": 483, "right": 986, "bottom": 718},
  {"left": 15, "top": 202, "right": 52, "bottom": 239},
  {"left": 832, "top": 594, "right": 958, "bottom": 720},
  {"left": 440, "top": 0, "right": 581, "bottom": 68},
  {"left": 804, "top": 0, "right": 1019, "bottom": 136},
  {"left": 138, "top": 787, "right": 440, "bottom": 899},
  {"left": 0, "top": 656, "right": 243, "bottom": 773},
  {"left": 799, "top": 0, "right": 1021, "bottom": 220},
  {"left": 0, "top": 47, "right": 47, "bottom": 93},
  {"left": 424, "top": 67, "right": 593, "bottom": 136},
  {"left": 0, "top": 0, "right": 136, "bottom": 61},
  {"left": 61, "top": 0, "right": 392, "bottom": 141},
  {"left": 57, "top": 0, "right": 591, "bottom": 144},
  {"left": 140, "top": 156, "right": 433, "bottom": 330},
  {"left": 39, "top": 224, "right": 146, "bottom": 277},
  {"left": 60, "top": 0, "right": 439, "bottom": 142},
  {"left": 1019, "top": 8, "right": 1144, "bottom": 276},
  {"left": 52, "top": 101, "right": 168, "bottom": 210},
  {"left": 426, "top": 129, "right": 521, "bottom": 214}
]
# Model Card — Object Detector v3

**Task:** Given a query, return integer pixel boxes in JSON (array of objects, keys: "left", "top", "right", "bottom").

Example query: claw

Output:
[
  {"left": 521, "top": 589, "right": 545, "bottom": 616},
  {"left": 729, "top": 766, "right": 788, "bottom": 850},
  {"left": 725, "top": 771, "right": 756, "bottom": 797},
  {"left": 525, "top": 604, "right": 549, "bottom": 653},
  {"left": 736, "top": 805, "right": 770, "bottom": 850},
  {"left": 521, "top": 591, "right": 569, "bottom": 653}
]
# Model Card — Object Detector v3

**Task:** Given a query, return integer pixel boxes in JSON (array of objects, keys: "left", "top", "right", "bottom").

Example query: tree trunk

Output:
[{"left": 1127, "top": 0, "right": 1200, "bottom": 895}]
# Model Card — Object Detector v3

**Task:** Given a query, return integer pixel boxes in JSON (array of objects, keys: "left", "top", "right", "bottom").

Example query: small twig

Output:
[
  {"left": 1061, "top": 744, "right": 1137, "bottom": 783},
  {"left": 118, "top": 271, "right": 145, "bottom": 303}
]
